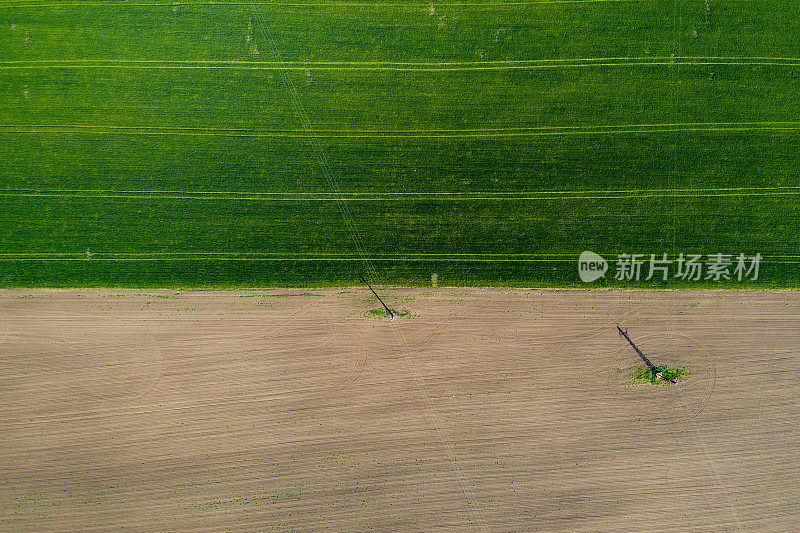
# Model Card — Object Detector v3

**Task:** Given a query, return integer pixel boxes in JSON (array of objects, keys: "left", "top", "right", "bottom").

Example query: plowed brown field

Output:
[{"left": 1, "top": 289, "right": 798, "bottom": 531}]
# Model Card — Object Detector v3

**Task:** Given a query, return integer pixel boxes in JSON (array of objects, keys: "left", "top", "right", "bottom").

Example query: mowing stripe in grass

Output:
[
  {"left": 3, "top": 124, "right": 800, "bottom": 138},
  {"left": 0, "top": 0, "right": 643, "bottom": 8},
  {"left": 1, "top": 191, "right": 799, "bottom": 201},
  {"left": 4, "top": 56, "right": 800, "bottom": 66},
  {"left": 0, "top": 250, "right": 800, "bottom": 261},
  {"left": 4, "top": 120, "right": 800, "bottom": 133},
  {"left": 3, "top": 185, "right": 799, "bottom": 199},
  {"left": 3, "top": 60, "right": 800, "bottom": 71},
  {"left": 0, "top": 256, "right": 798, "bottom": 264},
  {"left": 3, "top": 186, "right": 800, "bottom": 195}
]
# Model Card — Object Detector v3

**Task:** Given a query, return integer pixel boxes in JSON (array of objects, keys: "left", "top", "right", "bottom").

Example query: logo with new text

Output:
[{"left": 578, "top": 251, "right": 608, "bottom": 282}]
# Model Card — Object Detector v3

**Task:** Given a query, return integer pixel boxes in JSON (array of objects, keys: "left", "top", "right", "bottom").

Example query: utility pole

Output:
[
  {"left": 617, "top": 325, "right": 675, "bottom": 383},
  {"left": 359, "top": 274, "right": 394, "bottom": 319}
]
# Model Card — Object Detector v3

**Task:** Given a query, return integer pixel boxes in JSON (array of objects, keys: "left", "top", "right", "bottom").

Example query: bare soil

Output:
[{"left": 1, "top": 288, "right": 798, "bottom": 531}]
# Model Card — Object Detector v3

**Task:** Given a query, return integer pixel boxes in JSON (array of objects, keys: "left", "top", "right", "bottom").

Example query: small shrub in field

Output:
[
  {"left": 365, "top": 308, "right": 411, "bottom": 319},
  {"left": 632, "top": 365, "right": 689, "bottom": 385}
]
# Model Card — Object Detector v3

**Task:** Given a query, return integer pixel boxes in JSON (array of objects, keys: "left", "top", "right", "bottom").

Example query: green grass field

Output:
[{"left": 1, "top": 0, "right": 798, "bottom": 287}]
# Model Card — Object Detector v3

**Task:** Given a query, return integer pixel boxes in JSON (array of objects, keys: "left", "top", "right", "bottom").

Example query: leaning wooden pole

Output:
[
  {"left": 617, "top": 325, "right": 676, "bottom": 383},
  {"left": 359, "top": 274, "right": 394, "bottom": 319}
]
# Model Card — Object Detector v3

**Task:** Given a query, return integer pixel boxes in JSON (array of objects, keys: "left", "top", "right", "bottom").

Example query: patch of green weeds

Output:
[
  {"left": 632, "top": 364, "right": 689, "bottom": 385},
  {"left": 264, "top": 293, "right": 322, "bottom": 298},
  {"left": 365, "top": 308, "right": 411, "bottom": 318}
]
